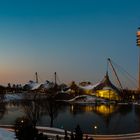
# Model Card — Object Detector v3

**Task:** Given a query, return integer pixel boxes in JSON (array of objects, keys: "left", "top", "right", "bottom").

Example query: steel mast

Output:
[
  {"left": 107, "top": 58, "right": 123, "bottom": 90},
  {"left": 35, "top": 72, "right": 38, "bottom": 83}
]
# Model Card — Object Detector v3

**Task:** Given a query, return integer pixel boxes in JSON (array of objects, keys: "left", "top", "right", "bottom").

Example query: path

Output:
[{"left": 0, "top": 125, "right": 140, "bottom": 140}]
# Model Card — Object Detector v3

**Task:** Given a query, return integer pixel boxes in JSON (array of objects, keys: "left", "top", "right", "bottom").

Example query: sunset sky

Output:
[{"left": 0, "top": 0, "right": 140, "bottom": 88}]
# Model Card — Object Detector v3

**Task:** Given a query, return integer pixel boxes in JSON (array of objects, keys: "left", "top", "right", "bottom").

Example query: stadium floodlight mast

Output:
[
  {"left": 137, "top": 27, "right": 140, "bottom": 46},
  {"left": 136, "top": 27, "right": 140, "bottom": 91}
]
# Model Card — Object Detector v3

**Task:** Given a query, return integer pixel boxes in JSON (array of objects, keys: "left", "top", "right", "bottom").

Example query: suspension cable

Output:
[{"left": 110, "top": 59, "right": 137, "bottom": 88}]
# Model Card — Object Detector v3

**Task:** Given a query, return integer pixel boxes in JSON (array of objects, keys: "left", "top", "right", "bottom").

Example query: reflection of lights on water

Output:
[
  {"left": 70, "top": 105, "right": 94, "bottom": 112},
  {"left": 96, "top": 105, "right": 115, "bottom": 115},
  {"left": 132, "top": 95, "right": 135, "bottom": 100},
  {"left": 71, "top": 105, "right": 74, "bottom": 112},
  {"left": 84, "top": 106, "right": 94, "bottom": 112},
  {"left": 70, "top": 104, "right": 116, "bottom": 116}
]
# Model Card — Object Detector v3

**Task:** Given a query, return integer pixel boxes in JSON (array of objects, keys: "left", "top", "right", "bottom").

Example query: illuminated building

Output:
[{"left": 94, "top": 73, "right": 121, "bottom": 101}]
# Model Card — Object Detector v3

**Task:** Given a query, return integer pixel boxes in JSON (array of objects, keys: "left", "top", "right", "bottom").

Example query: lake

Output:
[{"left": 0, "top": 100, "right": 140, "bottom": 134}]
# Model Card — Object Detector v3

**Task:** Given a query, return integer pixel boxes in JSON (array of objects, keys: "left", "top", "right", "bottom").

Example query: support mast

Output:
[
  {"left": 54, "top": 72, "right": 57, "bottom": 86},
  {"left": 35, "top": 72, "right": 38, "bottom": 83},
  {"left": 107, "top": 58, "right": 123, "bottom": 90}
]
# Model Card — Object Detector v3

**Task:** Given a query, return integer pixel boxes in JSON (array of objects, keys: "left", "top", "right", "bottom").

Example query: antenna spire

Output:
[
  {"left": 54, "top": 72, "right": 57, "bottom": 85},
  {"left": 136, "top": 27, "right": 140, "bottom": 90},
  {"left": 35, "top": 72, "right": 38, "bottom": 83}
]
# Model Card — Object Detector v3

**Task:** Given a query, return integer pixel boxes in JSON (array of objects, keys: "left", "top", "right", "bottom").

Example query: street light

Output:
[
  {"left": 93, "top": 125, "right": 98, "bottom": 134},
  {"left": 94, "top": 125, "right": 97, "bottom": 129}
]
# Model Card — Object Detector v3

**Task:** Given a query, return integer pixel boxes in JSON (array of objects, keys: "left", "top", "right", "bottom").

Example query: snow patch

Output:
[
  {"left": 0, "top": 128, "right": 15, "bottom": 140},
  {"left": 79, "top": 82, "right": 100, "bottom": 90},
  {"left": 4, "top": 93, "right": 23, "bottom": 101},
  {"left": 27, "top": 81, "right": 42, "bottom": 90}
]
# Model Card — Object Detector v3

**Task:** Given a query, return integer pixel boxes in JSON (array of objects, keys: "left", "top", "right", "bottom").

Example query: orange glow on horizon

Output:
[{"left": 0, "top": 70, "right": 33, "bottom": 85}]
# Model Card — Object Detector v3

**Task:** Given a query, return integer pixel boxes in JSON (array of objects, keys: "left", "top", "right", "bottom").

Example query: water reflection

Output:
[
  {"left": 70, "top": 104, "right": 118, "bottom": 117},
  {"left": 3, "top": 99, "right": 67, "bottom": 127},
  {"left": 134, "top": 105, "right": 140, "bottom": 130},
  {"left": 45, "top": 97, "right": 59, "bottom": 127},
  {"left": 69, "top": 104, "right": 119, "bottom": 133},
  {"left": 93, "top": 105, "right": 118, "bottom": 116},
  {"left": 22, "top": 96, "right": 44, "bottom": 127},
  {"left": 0, "top": 100, "right": 140, "bottom": 134},
  {"left": 0, "top": 102, "right": 7, "bottom": 119},
  {"left": 119, "top": 104, "right": 133, "bottom": 115},
  {"left": 135, "top": 105, "right": 140, "bottom": 116},
  {"left": 21, "top": 97, "right": 65, "bottom": 127}
]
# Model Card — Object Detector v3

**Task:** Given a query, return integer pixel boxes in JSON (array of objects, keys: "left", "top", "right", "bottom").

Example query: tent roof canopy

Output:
[{"left": 93, "top": 72, "right": 121, "bottom": 94}]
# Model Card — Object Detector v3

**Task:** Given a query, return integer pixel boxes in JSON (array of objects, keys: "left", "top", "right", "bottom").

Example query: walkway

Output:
[{"left": 1, "top": 125, "right": 140, "bottom": 140}]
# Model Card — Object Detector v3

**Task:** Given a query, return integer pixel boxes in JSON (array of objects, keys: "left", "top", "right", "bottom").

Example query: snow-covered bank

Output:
[
  {"left": 1, "top": 125, "right": 140, "bottom": 140},
  {"left": 0, "top": 128, "right": 15, "bottom": 140},
  {"left": 4, "top": 93, "right": 23, "bottom": 102}
]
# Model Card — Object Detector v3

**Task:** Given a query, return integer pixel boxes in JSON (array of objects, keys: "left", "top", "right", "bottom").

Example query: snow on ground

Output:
[
  {"left": 41, "top": 80, "right": 55, "bottom": 89},
  {"left": 25, "top": 80, "right": 55, "bottom": 90},
  {"left": 78, "top": 82, "right": 100, "bottom": 90},
  {"left": 0, "top": 128, "right": 15, "bottom": 140},
  {"left": 68, "top": 95, "right": 96, "bottom": 102},
  {"left": 4, "top": 93, "right": 23, "bottom": 102},
  {"left": 27, "top": 81, "right": 42, "bottom": 90}
]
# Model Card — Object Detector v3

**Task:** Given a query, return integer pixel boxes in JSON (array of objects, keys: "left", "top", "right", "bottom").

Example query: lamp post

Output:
[
  {"left": 136, "top": 28, "right": 140, "bottom": 91},
  {"left": 93, "top": 125, "right": 98, "bottom": 134}
]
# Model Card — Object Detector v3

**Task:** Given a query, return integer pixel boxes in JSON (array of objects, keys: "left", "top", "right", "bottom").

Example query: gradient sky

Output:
[{"left": 0, "top": 0, "right": 140, "bottom": 88}]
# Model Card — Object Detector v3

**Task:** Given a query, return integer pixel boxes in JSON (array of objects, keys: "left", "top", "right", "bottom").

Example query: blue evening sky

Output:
[{"left": 0, "top": 0, "right": 140, "bottom": 88}]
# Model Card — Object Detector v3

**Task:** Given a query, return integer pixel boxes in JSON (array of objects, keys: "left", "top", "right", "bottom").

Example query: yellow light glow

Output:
[
  {"left": 95, "top": 105, "right": 116, "bottom": 116},
  {"left": 83, "top": 106, "right": 94, "bottom": 112},
  {"left": 96, "top": 89, "right": 120, "bottom": 100},
  {"left": 69, "top": 104, "right": 118, "bottom": 116},
  {"left": 137, "top": 31, "right": 140, "bottom": 36}
]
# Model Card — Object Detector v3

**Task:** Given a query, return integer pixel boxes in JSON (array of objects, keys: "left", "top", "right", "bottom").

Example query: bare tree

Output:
[
  {"left": 46, "top": 96, "right": 58, "bottom": 127},
  {"left": 22, "top": 94, "right": 44, "bottom": 128}
]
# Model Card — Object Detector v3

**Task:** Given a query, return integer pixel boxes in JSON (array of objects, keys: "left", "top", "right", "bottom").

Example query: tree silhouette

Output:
[
  {"left": 15, "top": 117, "right": 38, "bottom": 140},
  {"left": 46, "top": 96, "right": 58, "bottom": 127},
  {"left": 75, "top": 124, "right": 83, "bottom": 140},
  {"left": 22, "top": 94, "right": 44, "bottom": 128}
]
